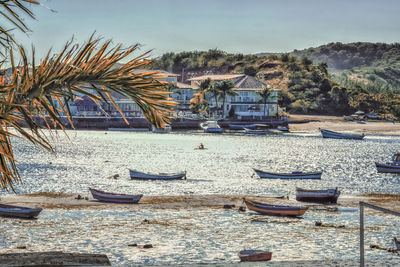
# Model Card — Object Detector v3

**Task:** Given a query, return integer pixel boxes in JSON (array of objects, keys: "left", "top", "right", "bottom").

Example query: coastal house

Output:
[{"left": 187, "top": 74, "right": 279, "bottom": 118}]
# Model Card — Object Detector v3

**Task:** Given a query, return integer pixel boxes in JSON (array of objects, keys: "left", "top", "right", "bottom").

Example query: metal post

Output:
[{"left": 360, "top": 203, "right": 364, "bottom": 267}]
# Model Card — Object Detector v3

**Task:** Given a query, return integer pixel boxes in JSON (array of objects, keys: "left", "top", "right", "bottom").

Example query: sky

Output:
[{"left": 8, "top": 0, "right": 400, "bottom": 60}]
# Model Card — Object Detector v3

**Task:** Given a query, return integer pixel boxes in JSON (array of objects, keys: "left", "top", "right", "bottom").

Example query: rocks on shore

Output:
[{"left": 315, "top": 221, "right": 346, "bottom": 228}]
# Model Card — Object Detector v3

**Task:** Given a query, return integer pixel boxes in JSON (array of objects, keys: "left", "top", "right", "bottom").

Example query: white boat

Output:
[
  {"left": 320, "top": 129, "right": 364, "bottom": 140},
  {"left": 375, "top": 162, "right": 400, "bottom": 173},
  {"left": 253, "top": 169, "right": 322, "bottom": 179},
  {"left": 244, "top": 128, "right": 269, "bottom": 135},
  {"left": 129, "top": 169, "right": 187, "bottom": 180},
  {"left": 89, "top": 188, "right": 143, "bottom": 204},
  {"left": 200, "top": 121, "right": 224, "bottom": 133},
  {"left": 296, "top": 187, "right": 340, "bottom": 203},
  {"left": 229, "top": 124, "right": 257, "bottom": 130},
  {"left": 151, "top": 124, "right": 171, "bottom": 133}
]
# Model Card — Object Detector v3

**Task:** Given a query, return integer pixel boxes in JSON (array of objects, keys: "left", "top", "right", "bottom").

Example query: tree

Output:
[
  {"left": 214, "top": 80, "right": 236, "bottom": 118},
  {"left": 257, "top": 87, "right": 272, "bottom": 116},
  {"left": 244, "top": 66, "right": 257, "bottom": 76},
  {"left": 0, "top": 1, "right": 175, "bottom": 190}
]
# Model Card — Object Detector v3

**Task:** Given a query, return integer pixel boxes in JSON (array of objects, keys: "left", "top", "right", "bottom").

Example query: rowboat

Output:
[
  {"left": 375, "top": 162, "right": 400, "bottom": 173},
  {"left": 394, "top": 237, "right": 400, "bottom": 250},
  {"left": 200, "top": 121, "right": 224, "bottom": 133},
  {"left": 253, "top": 168, "right": 322, "bottom": 179},
  {"left": 89, "top": 188, "right": 143, "bottom": 203},
  {"left": 238, "top": 250, "right": 272, "bottom": 262},
  {"left": 129, "top": 169, "right": 187, "bottom": 180},
  {"left": 320, "top": 129, "right": 364, "bottom": 140},
  {"left": 229, "top": 124, "right": 256, "bottom": 130},
  {"left": 244, "top": 128, "right": 269, "bottom": 135},
  {"left": 243, "top": 199, "right": 308, "bottom": 216},
  {"left": 0, "top": 204, "right": 42, "bottom": 219},
  {"left": 296, "top": 187, "right": 340, "bottom": 203}
]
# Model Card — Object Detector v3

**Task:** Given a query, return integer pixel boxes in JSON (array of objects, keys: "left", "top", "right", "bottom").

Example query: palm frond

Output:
[{"left": 0, "top": 37, "right": 177, "bottom": 190}]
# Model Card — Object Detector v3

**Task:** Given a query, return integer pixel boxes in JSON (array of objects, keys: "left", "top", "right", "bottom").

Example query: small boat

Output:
[
  {"left": 0, "top": 204, "right": 42, "bottom": 219},
  {"left": 392, "top": 153, "right": 400, "bottom": 164},
  {"left": 108, "top": 127, "right": 149, "bottom": 132},
  {"left": 151, "top": 124, "right": 171, "bottom": 133},
  {"left": 320, "top": 129, "right": 364, "bottom": 140},
  {"left": 244, "top": 199, "right": 308, "bottom": 217},
  {"left": 244, "top": 128, "right": 269, "bottom": 135},
  {"left": 394, "top": 237, "right": 400, "bottom": 250},
  {"left": 375, "top": 162, "right": 400, "bottom": 173},
  {"left": 200, "top": 121, "right": 224, "bottom": 133},
  {"left": 253, "top": 169, "right": 322, "bottom": 179},
  {"left": 129, "top": 169, "right": 187, "bottom": 180},
  {"left": 89, "top": 188, "right": 143, "bottom": 203},
  {"left": 229, "top": 124, "right": 257, "bottom": 130},
  {"left": 277, "top": 126, "right": 290, "bottom": 132},
  {"left": 296, "top": 187, "right": 340, "bottom": 203},
  {"left": 238, "top": 250, "right": 272, "bottom": 262}
]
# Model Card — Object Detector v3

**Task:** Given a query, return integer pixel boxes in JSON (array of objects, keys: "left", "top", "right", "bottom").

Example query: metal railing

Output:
[{"left": 359, "top": 201, "right": 400, "bottom": 266}]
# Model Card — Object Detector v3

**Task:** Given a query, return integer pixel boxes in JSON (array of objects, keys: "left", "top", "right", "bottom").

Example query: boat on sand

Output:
[
  {"left": 296, "top": 187, "right": 340, "bottom": 203},
  {"left": 129, "top": 169, "right": 187, "bottom": 180},
  {"left": 0, "top": 204, "right": 42, "bottom": 219},
  {"left": 320, "top": 129, "right": 364, "bottom": 140},
  {"left": 89, "top": 188, "right": 143, "bottom": 203},
  {"left": 243, "top": 198, "right": 308, "bottom": 217},
  {"left": 238, "top": 250, "right": 272, "bottom": 262}
]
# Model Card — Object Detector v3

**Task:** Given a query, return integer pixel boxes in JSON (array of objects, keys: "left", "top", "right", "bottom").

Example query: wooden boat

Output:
[
  {"left": 375, "top": 162, "right": 400, "bottom": 173},
  {"left": 320, "top": 129, "right": 364, "bottom": 140},
  {"left": 244, "top": 128, "right": 269, "bottom": 135},
  {"left": 296, "top": 187, "right": 340, "bottom": 203},
  {"left": 200, "top": 121, "right": 224, "bottom": 133},
  {"left": 89, "top": 188, "right": 143, "bottom": 203},
  {"left": 238, "top": 250, "right": 272, "bottom": 262},
  {"left": 151, "top": 124, "right": 171, "bottom": 133},
  {"left": 394, "top": 237, "right": 400, "bottom": 250},
  {"left": 129, "top": 169, "right": 187, "bottom": 180},
  {"left": 253, "top": 168, "right": 322, "bottom": 179},
  {"left": 229, "top": 124, "right": 256, "bottom": 130},
  {"left": 243, "top": 199, "right": 308, "bottom": 216},
  {"left": 0, "top": 204, "right": 42, "bottom": 219}
]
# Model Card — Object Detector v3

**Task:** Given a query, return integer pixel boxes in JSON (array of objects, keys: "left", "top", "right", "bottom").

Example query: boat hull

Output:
[
  {"left": 253, "top": 169, "right": 322, "bottom": 179},
  {"left": 244, "top": 199, "right": 308, "bottom": 217},
  {"left": 129, "top": 170, "right": 187, "bottom": 180},
  {"left": 229, "top": 124, "right": 256, "bottom": 130},
  {"left": 238, "top": 250, "right": 272, "bottom": 262},
  {"left": 244, "top": 128, "right": 269, "bottom": 135},
  {"left": 375, "top": 163, "right": 400, "bottom": 173},
  {"left": 0, "top": 204, "right": 42, "bottom": 219},
  {"left": 320, "top": 129, "right": 364, "bottom": 140},
  {"left": 204, "top": 128, "right": 223, "bottom": 133},
  {"left": 89, "top": 188, "right": 143, "bottom": 203},
  {"left": 296, "top": 188, "right": 340, "bottom": 203}
]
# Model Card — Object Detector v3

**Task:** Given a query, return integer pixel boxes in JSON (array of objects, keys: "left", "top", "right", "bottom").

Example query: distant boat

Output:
[
  {"left": 392, "top": 153, "right": 400, "bottom": 164},
  {"left": 244, "top": 128, "right": 269, "bottom": 135},
  {"left": 320, "top": 129, "right": 364, "bottom": 140},
  {"left": 151, "top": 124, "right": 171, "bottom": 133},
  {"left": 253, "top": 169, "right": 322, "bottom": 179},
  {"left": 89, "top": 188, "right": 143, "bottom": 203},
  {"left": 200, "top": 120, "right": 224, "bottom": 133},
  {"left": 277, "top": 126, "right": 290, "bottom": 132},
  {"left": 108, "top": 128, "right": 149, "bottom": 132},
  {"left": 229, "top": 124, "right": 257, "bottom": 130},
  {"left": 375, "top": 162, "right": 400, "bottom": 173},
  {"left": 238, "top": 250, "right": 272, "bottom": 262},
  {"left": 243, "top": 199, "right": 308, "bottom": 217},
  {"left": 0, "top": 204, "right": 42, "bottom": 219},
  {"left": 129, "top": 169, "right": 187, "bottom": 180},
  {"left": 296, "top": 187, "right": 340, "bottom": 203}
]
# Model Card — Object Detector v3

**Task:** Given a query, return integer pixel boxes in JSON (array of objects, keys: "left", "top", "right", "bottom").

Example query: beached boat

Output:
[
  {"left": 200, "top": 120, "right": 224, "bottom": 133},
  {"left": 89, "top": 188, "right": 143, "bottom": 203},
  {"left": 296, "top": 187, "right": 340, "bottom": 203},
  {"left": 277, "top": 126, "right": 290, "bottom": 132},
  {"left": 244, "top": 128, "right": 269, "bottom": 135},
  {"left": 253, "top": 169, "right": 322, "bottom": 179},
  {"left": 320, "top": 129, "right": 364, "bottom": 140},
  {"left": 229, "top": 124, "right": 256, "bottom": 130},
  {"left": 129, "top": 169, "right": 187, "bottom": 180},
  {"left": 238, "top": 250, "right": 272, "bottom": 262},
  {"left": 375, "top": 162, "right": 400, "bottom": 173},
  {"left": 151, "top": 124, "right": 171, "bottom": 133},
  {"left": 394, "top": 237, "right": 400, "bottom": 250},
  {"left": 243, "top": 199, "right": 308, "bottom": 216},
  {"left": 0, "top": 204, "right": 42, "bottom": 219}
]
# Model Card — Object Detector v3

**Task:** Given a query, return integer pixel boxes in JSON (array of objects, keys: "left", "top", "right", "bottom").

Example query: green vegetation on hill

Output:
[{"left": 150, "top": 47, "right": 400, "bottom": 117}]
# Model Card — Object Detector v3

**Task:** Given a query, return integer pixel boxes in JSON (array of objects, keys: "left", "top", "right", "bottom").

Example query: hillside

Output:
[
  {"left": 149, "top": 49, "right": 400, "bottom": 117},
  {"left": 288, "top": 42, "right": 400, "bottom": 92}
]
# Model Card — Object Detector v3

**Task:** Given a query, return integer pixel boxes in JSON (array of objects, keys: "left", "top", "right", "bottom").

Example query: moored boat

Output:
[
  {"left": 200, "top": 121, "right": 224, "bottom": 133},
  {"left": 89, "top": 188, "right": 143, "bottom": 203},
  {"left": 253, "top": 169, "right": 322, "bottom": 179},
  {"left": 296, "top": 187, "right": 340, "bottom": 203},
  {"left": 244, "top": 128, "right": 269, "bottom": 135},
  {"left": 243, "top": 199, "right": 308, "bottom": 217},
  {"left": 0, "top": 204, "right": 42, "bottom": 219},
  {"left": 151, "top": 124, "right": 171, "bottom": 133},
  {"left": 129, "top": 169, "right": 187, "bottom": 180},
  {"left": 277, "top": 126, "right": 290, "bottom": 132},
  {"left": 238, "top": 250, "right": 272, "bottom": 262},
  {"left": 229, "top": 124, "right": 256, "bottom": 130},
  {"left": 320, "top": 129, "right": 364, "bottom": 140},
  {"left": 375, "top": 162, "right": 400, "bottom": 173}
]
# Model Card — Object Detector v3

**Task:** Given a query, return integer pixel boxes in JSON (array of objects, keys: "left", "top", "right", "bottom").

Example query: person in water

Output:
[{"left": 198, "top": 143, "right": 205, "bottom": 149}]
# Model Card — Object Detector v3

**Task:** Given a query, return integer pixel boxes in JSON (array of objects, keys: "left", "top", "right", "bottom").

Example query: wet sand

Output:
[{"left": 289, "top": 115, "right": 400, "bottom": 135}]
